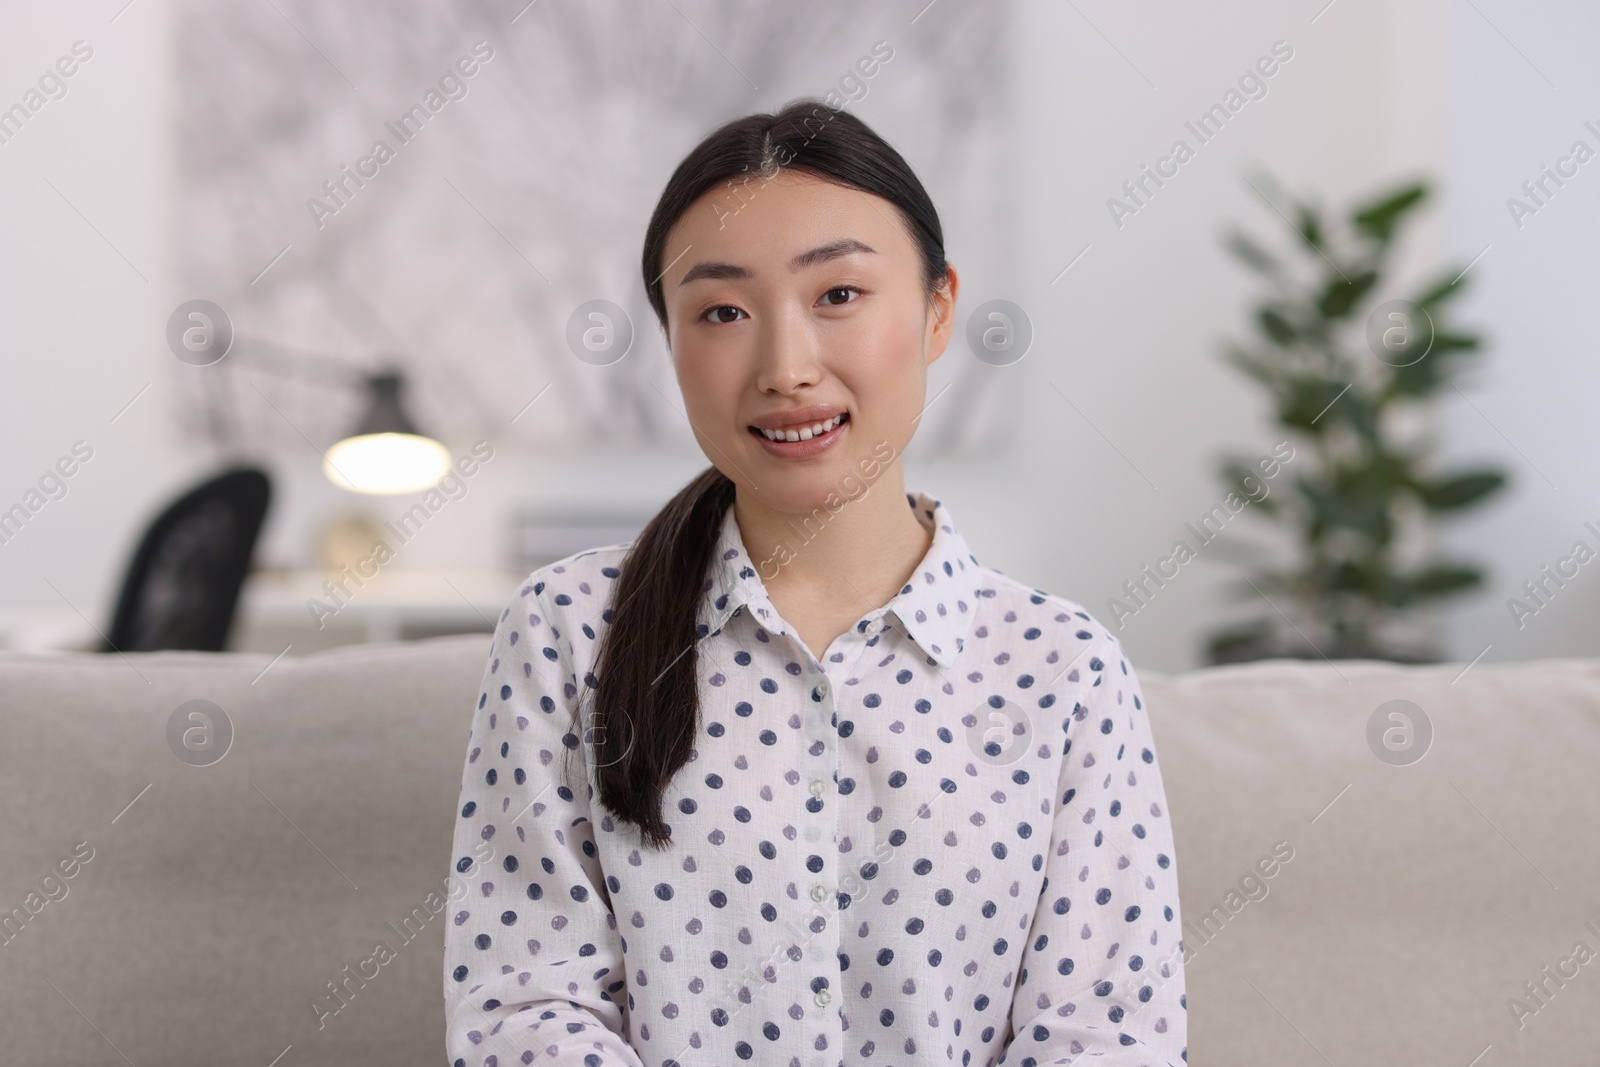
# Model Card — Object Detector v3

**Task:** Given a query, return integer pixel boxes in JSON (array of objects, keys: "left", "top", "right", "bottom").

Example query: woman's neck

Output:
[{"left": 732, "top": 475, "right": 933, "bottom": 622}]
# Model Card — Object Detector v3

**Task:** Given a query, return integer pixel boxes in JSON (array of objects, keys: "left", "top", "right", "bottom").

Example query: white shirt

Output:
[{"left": 444, "top": 489, "right": 1187, "bottom": 1067}]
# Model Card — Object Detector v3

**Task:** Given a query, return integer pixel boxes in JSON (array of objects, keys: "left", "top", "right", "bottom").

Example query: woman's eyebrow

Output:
[{"left": 676, "top": 238, "right": 877, "bottom": 287}]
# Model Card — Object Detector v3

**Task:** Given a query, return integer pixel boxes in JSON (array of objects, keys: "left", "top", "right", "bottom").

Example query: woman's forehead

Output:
[{"left": 667, "top": 179, "right": 903, "bottom": 283}]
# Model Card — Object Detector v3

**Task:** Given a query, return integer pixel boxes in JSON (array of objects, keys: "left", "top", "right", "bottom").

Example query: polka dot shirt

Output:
[{"left": 444, "top": 489, "right": 1187, "bottom": 1067}]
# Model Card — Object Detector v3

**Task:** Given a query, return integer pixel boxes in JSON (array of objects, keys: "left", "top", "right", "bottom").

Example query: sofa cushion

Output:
[
  {"left": 0, "top": 635, "right": 492, "bottom": 1066},
  {"left": 1141, "top": 654, "right": 1600, "bottom": 1066}
]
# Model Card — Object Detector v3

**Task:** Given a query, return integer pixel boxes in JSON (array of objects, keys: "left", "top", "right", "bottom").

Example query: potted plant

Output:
[{"left": 1205, "top": 172, "right": 1509, "bottom": 665}]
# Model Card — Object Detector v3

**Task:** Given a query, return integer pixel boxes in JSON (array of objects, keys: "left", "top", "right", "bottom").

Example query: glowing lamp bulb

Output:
[{"left": 324, "top": 431, "right": 451, "bottom": 495}]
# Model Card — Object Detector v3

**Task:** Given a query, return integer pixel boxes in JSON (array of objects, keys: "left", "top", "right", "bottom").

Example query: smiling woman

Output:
[{"left": 442, "top": 99, "right": 1188, "bottom": 1067}]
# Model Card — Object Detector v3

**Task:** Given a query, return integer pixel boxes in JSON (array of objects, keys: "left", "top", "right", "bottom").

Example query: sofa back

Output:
[
  {"left": 1145, "top": 653, "right": 1600, "bottom": 1065},
  {"left": 1, "top": 637, "right": 1596, "bottom": 1065}
]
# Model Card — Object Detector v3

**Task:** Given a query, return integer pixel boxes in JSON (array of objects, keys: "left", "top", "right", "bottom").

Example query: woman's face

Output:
[{"left": 660, "top": 168, "right": 957, "bottom": 513}]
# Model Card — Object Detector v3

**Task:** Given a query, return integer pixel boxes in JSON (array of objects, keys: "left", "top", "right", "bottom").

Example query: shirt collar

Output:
[{"left": 696, "top": 488, "right": 981, "bottom": 668}]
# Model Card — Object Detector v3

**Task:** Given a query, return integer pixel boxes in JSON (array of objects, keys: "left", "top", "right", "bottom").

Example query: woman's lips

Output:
[{"left": 748, "top": 411, "right": 850, "bottom": 458}]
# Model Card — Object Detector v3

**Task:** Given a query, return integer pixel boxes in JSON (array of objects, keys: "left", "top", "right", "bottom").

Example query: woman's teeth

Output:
[{"left": 757, "top": 413, "right": 846, "bottom": 442}]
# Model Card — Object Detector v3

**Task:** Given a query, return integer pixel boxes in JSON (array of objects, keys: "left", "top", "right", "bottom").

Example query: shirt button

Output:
[
  {"left": 809, "top": 778, "right": 825, "bottom": 797},
  {"left": 810, "top": 884, "right": 828, "bottom": 902},
  {"left": 815, "top": 989, "right": 831, "bottom": 1006},
  {"left": 863, "top": 618, "right": 879, "bottom": 635}
]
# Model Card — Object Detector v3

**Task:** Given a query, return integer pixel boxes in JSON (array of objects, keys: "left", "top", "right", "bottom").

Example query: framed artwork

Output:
[{"left": 169, "top": 0, "right": 1017, "bottom": 461}]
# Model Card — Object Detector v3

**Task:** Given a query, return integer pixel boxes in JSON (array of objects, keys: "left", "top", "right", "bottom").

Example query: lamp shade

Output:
[{"left": 323, "top": 372, "right": 451, "bottom": 495}]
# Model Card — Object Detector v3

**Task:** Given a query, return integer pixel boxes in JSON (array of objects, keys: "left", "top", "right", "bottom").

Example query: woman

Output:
[{"left": 444, "top": 98, "right": 1187, "bottom": 1067}]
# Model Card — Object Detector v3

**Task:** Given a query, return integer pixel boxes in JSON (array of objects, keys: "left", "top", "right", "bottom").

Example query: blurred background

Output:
[{"left": 1, "top": 0, "right": 1595, "bottom": 672}]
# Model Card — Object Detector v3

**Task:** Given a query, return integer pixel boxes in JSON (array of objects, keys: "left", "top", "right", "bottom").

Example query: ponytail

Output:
[{"left": 570, "top": 466, "right": 735, "bottom": 849}]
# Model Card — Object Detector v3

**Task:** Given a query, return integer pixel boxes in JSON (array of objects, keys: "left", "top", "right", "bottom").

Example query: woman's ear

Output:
[{"left": 925, "top": 262, "right": 960, "bottom": 365}]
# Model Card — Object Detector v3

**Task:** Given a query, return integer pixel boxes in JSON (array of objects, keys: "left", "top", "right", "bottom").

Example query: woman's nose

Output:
[{"left": 755, "top": 309, "right": 823, "bottom": 392}]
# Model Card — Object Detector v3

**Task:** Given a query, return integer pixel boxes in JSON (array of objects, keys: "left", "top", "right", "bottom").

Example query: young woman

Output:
[{"left": 444, "top": 99, "right": 1187, "bottom": 1067}]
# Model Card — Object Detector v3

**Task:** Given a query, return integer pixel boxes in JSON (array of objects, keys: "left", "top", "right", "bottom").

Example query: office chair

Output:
[{"left": 103, "top": 467, "right": 272, "bottom": 652}]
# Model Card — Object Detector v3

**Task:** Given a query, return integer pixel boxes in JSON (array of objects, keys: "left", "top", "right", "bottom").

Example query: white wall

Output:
[
  {"left": 0, "top": 2, "right": 177, "bottom": 641},
  {"left": 1436, "top": 0, "right": 1600, "bottom": 662},
  {"left": 5, "top": 0, "right": 1589, "bottom": 672}
]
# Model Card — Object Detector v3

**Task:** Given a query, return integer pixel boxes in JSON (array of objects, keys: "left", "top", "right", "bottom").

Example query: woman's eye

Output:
[
  {"left": 820, "top": 286, "right": 861, "bottom": 306},
  {"left": 701, "top": 305, "right": 745, "bottom": 324}
]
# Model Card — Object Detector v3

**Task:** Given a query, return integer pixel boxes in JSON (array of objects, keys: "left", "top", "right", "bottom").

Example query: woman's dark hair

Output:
[{"left": 572, "top": 97, "right": 949, "bottom": 850}]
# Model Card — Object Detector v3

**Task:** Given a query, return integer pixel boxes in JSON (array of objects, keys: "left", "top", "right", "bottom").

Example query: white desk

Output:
[
  {"left": 232, "top": 569, "right": 522, "bottom": 652},
  {"left": 0, "top": 571, "right": 527, "bottom": 654},
  {"left": 0, "top": 609, "right": 99, "bottom": 652}
]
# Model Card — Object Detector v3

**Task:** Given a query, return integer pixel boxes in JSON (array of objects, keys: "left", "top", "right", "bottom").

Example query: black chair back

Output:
[{"left": 104, "top": 467, "right": 271, "bottom": 652}]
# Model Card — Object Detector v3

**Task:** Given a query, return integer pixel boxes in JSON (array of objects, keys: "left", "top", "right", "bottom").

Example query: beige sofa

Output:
[{"left": 1, "top": 636, "right": 1596, "bottom": 1065}]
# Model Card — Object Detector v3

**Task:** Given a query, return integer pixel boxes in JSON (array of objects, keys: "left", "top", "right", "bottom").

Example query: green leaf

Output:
[
  {"left": 1204, "top": 618, "right": 1277, "bottom": 663},
  {"left": 1383, "top": 331, "right": 1483, "bottom": 400},
  {"left": 1296, "top": 465, "right": 1392, "bottom": 544},
  {"left": 1428, "top": 331, "right": 1481, "bottom": 354},
  {"left": 1220, "top": 460, "right": 1283, "bottom": 516},
  {"left": 1215, "top": 579, "right": 1264, "bottom": 604},
  {"left": 1258, "top": 307, "right": 1298, "bottom": 346},
  {"left": 1351, "top": 182, "right": 1428, "bottom": 242},
  {"left": 1294, "top": 202, "right": 1325, "bottom": 251},
  {"left": 1413, "top": 270, "right": 1470, "bottom": 307},
  {"left": 1219, "top": 571, "right": 1296, "bottom": 602},
  {"left": 1392, "top": 563, "right": 1483, "bottom": 605},
  {"left": 1317, "top": 270, "right": 1379, "bottom": 319},
  {"left": 1384, "top": 354, "right": 1444, "bottom": 399},
  {"left": 1280, "top": 378, "right": 1352, "bottom": 433},
  {"left": 1225, "top": 230, "right": 1284, "bottom": 277},
  {"left": 1338, "top": 388, "right": 1383, "bottom": 448},
  {"left": 1328, "top": 559, "right": 1384, "bottom": 597},
  {"left": 1222, "top": 343, "right": 1281, "bottom": 388},
  {"left": 1411, "top": 470, "right": 1507, "bottom": 510}
]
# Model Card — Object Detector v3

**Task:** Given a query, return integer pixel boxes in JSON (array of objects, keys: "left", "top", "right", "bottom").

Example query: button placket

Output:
[{"left": 803, "top": 665, "right": 840, "bottom": 1034}]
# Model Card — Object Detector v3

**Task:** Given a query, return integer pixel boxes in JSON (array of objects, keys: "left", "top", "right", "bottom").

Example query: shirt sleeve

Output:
[
  {"left": 997, "top": 634, "right": 1188, "bottom": 1066},
  {"left": 442, "top": 579, "right": 644, "bottom": 1067}
]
